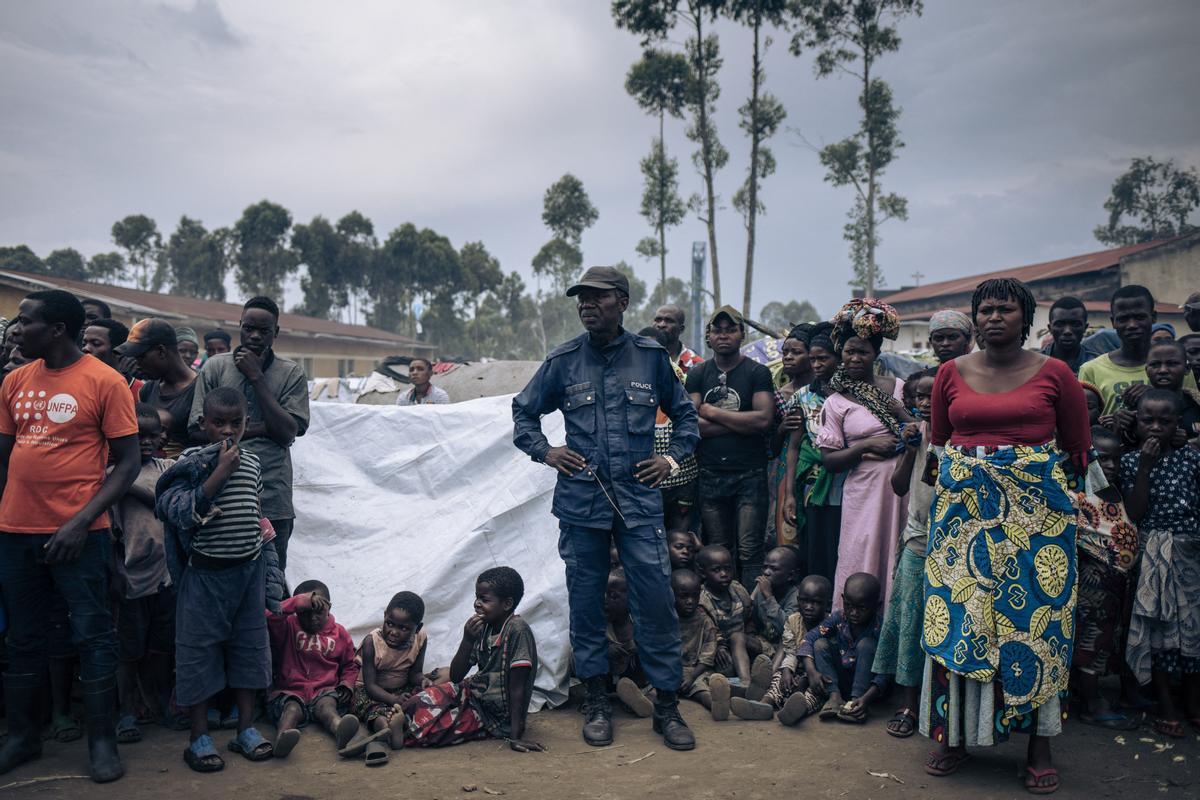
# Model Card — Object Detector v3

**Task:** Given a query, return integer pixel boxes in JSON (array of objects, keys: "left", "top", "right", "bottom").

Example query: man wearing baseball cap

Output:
[
  {"left": 117, "top": 319, "right": 201, "bottom": 458},
  {"left": 513, "top": 266, "right": 700, "bottom": 751}
]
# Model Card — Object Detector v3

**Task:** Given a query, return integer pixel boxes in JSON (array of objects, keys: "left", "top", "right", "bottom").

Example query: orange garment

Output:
[{"left": 0, "top": 357, "right": 138, "bottom": 532}]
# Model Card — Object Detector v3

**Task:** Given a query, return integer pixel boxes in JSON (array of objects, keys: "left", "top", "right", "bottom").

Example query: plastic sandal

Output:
[
  {"left": 1024, "top": 766, "right": 1060, "bottom": 795},
  {"left": 1078, "top": 709, "right": 1138, "bottom": 731},
  {"left": 364, "top": 740, "right": 389, "bottom": 766},
  {"left": 886, "top": 708, "right": 917, "bottom": 738},
  {"left": 183, "top": 734, "right": 225, "bottom": 773},
  {"left": 924, "top": 749, "right": 970, "bottom": 776},
  {"left": 1153, "top": 718, "right": 1187, "bottom": 739},
  {"left": 274, "top": 728, "right": 301, "bottom": 759},
  {"left": 335, "top": 715, "right": 360, "bottom": 749},
  {"left": 228, "top": 726, "right": 273, "bottom": 761},
  {"left": 116, "top": 714, "right": 143, "bottom": 744},
  {"left": 49, "top": 714, "right": 82, "bottom": 743}
]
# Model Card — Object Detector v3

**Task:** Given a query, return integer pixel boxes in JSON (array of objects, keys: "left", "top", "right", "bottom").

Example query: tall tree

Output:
[
  {"left": 760, "top": 299, "right": 819, "bottom": 333},
  {"left": 87, "top": 252, "right": 125, "bottom": 283},
  {"left": 729, "top": 0, "right": 788, "bottom": 318},
  {"left": 292, "top": 216, "right": 342, "bottom": 318},
  {"left": 45, "top": 248, "right": 88, "bottom": 280},
  {"left": 111, "top": 214, "right": 163, "bottom": 291},
  {"left": 614, "top": 0, "right": 729, "bottom": 306},
  {"left": 1094, "top": 156, "right": 1200, "bottom": 246},
  {"left": 232, "top": 200, "right": 296, "bottom": 300},
  {"left": 165, "top": 216, "right": 228, "bottom": 300},
  {"left": 627, "top": 49, "right": 691, "bottom": 292},
  {"left": 335, "top": 211, "right": 377, "bottom": 324},
  {"left": 532, "top": 173, "right": 599, "bottom": 294},
  {"left": 791, "top": 0, "right": 921, "bottom": 296}
]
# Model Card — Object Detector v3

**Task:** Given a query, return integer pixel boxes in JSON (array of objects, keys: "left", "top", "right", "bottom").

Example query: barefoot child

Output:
[
  {"left": 873, "top": 370, "right": 935, "bottom": 738},
  {"left": 761, "top": 574, "right": 832, "bottom": 725},
  {"left": 267, "top": 580, "right": 361, "bottom": 758},
  {"left": 799, "top": 572, "right": 888, "bottom": 724},
  {"left": 671, "top": 569, "right": 720, "bottom": 717},
  {"left": 400, "top": 567, "right": 543, "bottom": 752},
  {"left": 112, "top": 405, "right": 176, "bottom": 744},
  {"left": 1070, "top": 426, "right": 1141, "bottom": 731},
  {"left": 696, "top": 545, "right": 752, "bottom": 720},
  {"left": 1122, "top": 389, "right": 1200, "bottom": 739},
  {"left": 351, "top": 591, "right": 428, "bottom": 761}
]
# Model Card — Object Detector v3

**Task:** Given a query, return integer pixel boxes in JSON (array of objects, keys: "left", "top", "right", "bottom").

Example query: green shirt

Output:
[
  {"left": 1079, "top": 352, "right": 1200, "bottom": 415},
  {"left": 188, "top": 350, "right": 310, "bottom": 519}
]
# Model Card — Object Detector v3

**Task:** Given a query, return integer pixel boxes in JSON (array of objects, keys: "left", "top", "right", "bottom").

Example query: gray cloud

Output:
[{"left": 0, "top": 0, "right": 1196, "bottom": 323}]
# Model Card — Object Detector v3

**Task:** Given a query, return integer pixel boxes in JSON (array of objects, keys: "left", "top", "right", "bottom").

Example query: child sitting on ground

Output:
[
  {"left": 267, "top": 580, "right": 361, "bottom": 758},
  {"left": 112, "top": 404, "right": 176, "bottom": 744},
  {"left": 667, "top": 529, "right": 699, "bottom": 572},
  {"left": 158, "top": 387, "right": 273, "bottom": 771},
  {"left": 749, "top": 574, "right": 833, "bottom": 725},
  {"left": 1121, "top": 389, "right": 1200, "bottom": 739},
  {"left": 350, "top": 591, "right": 428, "bottom": 762},
  {"left": 399, "top": 567, "right": 543, "bottom": 753},
  {"left": 1070, "top": 425, "right": 1141, "bottom": 731},
  {"left": 873, "top": 369, "right": 935, "bottom": 739},
  {"left": 728, "top": 547, "right": 800, "bottom": 719},
  {"left": 696, "top": 545, "right": 755, "bottom": 720},
  {"left": 671, "top": 569, "right": 720, "bottom": 717},
  {"left": 799, "top": 572, "right": 889, "bottom": 724},
  {"left": 603, "top": 569, "right": 653, "bottom": 717}
]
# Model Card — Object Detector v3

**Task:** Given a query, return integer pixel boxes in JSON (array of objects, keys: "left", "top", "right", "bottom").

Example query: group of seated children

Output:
[
  {"left": 594, "top": 526, "right": 896, "bottom": 729},
  {"left": 109, "top": 385, "right": 540, "bottom": 773}
]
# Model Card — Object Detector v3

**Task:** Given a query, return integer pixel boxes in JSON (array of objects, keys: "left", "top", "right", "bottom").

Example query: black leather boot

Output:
[
  {"left": 80, "top": 675, "right": 124, "bottom": 783},
  {"left": 0, "top": 673, "right": 42, "bottom": 774},
  {"left": 580, "top": 676, "right": 613, "bottom": 747},
  {"left": 652, "top": 690, "right": 695, "bottom": 751}
]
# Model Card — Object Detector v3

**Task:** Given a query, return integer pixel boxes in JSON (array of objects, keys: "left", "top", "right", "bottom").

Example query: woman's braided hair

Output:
[{"left": 970, "top": 278, "right": 1036, "bottom": 344}]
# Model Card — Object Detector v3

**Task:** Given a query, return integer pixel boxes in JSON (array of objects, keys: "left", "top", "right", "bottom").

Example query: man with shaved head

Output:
[{"left": 653, "top": 305, "right": 703, "bottom": 374}]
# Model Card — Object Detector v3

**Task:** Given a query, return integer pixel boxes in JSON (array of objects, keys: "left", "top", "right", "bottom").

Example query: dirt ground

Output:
[{"left": 1, "top": 704, "right": 1195, "bottom": 800}]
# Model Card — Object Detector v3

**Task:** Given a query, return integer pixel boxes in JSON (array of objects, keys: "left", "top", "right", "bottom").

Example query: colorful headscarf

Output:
[
  {"left": 831, "top": 299, "right": 900, "bottom": 350},
  {"left": 928, "top": 309, "right": 972, "bottom": 335}
]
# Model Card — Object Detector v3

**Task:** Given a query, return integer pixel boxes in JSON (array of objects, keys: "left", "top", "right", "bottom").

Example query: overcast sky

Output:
[{"left": 2, "top": 0, "right": 1198, "bottom": 320}]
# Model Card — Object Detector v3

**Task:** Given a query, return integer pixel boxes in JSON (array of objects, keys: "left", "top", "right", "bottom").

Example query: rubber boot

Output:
[
  {"left": 652, "top": 690, "right": 695, "bottom": 751},
  {"left": 80, "top": 675, "right": 124, "bottom": 783},
  {"left": 0, "top": 673, "right": 43, "bottom": 774},
  {"left": 580, "top": 676, "right": 613, "bottom": 747}
]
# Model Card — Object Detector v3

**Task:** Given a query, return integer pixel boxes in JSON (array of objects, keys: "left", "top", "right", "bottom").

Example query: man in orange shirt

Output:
[{"left": 0, "top": 290, "right": 140, "bottom": 784}]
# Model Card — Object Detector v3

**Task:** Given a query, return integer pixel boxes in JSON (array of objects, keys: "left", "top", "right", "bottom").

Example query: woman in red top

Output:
[{"left": 919, "top": 279, "right": 1090, "bottom": 796}]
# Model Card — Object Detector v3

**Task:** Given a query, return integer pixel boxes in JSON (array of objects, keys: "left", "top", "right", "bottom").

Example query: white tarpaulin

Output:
[{"left": 286, "top": 394, "right": 570, "bottom": 708}]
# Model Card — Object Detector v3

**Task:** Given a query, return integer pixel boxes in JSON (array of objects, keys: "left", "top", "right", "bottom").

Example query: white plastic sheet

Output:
[{"left": 286, "top": 394, "right": 570, "bottom": 709}]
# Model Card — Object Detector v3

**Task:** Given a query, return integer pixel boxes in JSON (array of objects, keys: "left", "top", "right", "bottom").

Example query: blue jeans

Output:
[
  {"left": 0, "top": 531, "right": 118, "bottom": 680},
  {"left": 812, "top": 635, "right": 878, "bottom": 699},
  {"left": 559, "top": 520, "right": 682, "bottom": 691}
]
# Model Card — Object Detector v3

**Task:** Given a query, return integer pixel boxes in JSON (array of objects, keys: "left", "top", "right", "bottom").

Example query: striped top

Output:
[{"left": 186, "top": 446, "right": 263, "bottom": 560}]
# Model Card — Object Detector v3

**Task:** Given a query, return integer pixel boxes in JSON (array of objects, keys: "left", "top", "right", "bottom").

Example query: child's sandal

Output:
[
  {"left": 48, "top": 714, "right": 82, "bottom": 743},
  {"left": 335, "top": 715, "right": 360, "bottom": 749},
  {"left": 227, "top": 726, "right": 273, "bottom": 761},
  {"left": 116, "top": 714, "right": 142, "bottom": 744},
  {"left": 183, "top": 734, "right": 225, "bottom": 773},
  {"left": 273, "top": 728, "right": 301, "bottom": 759},
  {"left": 364, "top": 740, "right": 389, "bottom": 767},
  {"left": 1153, "top": 718, "right": 1187, "bottom": 739},
  {"left": 818, "top": 696, "right": 841, "bottom": 721},
  {"left": 886, "top": 708, "right": 917, "bottom": 738}
]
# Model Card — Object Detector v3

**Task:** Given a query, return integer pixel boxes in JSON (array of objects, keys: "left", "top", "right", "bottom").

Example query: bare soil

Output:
[{"left": 1, "top": 704, "right": 1194, "bottom": 799}]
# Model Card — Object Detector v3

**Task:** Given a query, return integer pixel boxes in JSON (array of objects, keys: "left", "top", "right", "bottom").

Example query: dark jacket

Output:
[
  {"left": 512, "top": 329, "right": 699, "bottom": 528},
  {"left": 155, "top": 443, "right": 285, "bottom": 611}
]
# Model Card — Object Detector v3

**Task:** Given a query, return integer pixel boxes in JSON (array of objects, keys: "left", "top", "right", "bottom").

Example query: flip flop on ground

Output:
[
  {"left": 1024, "top": 765, "right": 1060, "bottom": 795},
  {"left": 886, "top": 708, "right": 916, "bottom": 738},
  {"left": 228, "top": 726, "right": 274, "bottom": 761},
  {"left": 924, "top": 748, "right": 969, "bottom": 776},
  {"left": 116, "top": 714, "right": 142, "bottom": 744},
  {"left": 183, "top": 734, "right": 225, "bottom": 773},
  {"left": 273, "top": 728, "right": 301, "bottom": 759},
  {"left": 364, "top": 739, "right": 389, "bottom": 766}
]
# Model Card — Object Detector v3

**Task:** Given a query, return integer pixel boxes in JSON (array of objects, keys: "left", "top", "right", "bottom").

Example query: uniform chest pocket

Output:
[
  {"left": 563, "top": 385, "right": 596, "bottom": 435},
  {"left": 625, "top": 388, "right": 658, "bottom": 435}
]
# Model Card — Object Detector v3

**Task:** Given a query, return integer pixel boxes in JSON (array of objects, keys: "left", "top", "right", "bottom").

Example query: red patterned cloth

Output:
[{"left": 400, "top": 681, "right": 489, "bottom": 748}]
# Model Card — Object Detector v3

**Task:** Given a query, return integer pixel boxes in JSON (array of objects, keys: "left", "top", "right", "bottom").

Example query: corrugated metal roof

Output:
[
  {"left": 881, "top": 239, "right": 1176, "bottom": 306},
  {"left": 0, "top": 270, "right": 420, "bottom": 346}
]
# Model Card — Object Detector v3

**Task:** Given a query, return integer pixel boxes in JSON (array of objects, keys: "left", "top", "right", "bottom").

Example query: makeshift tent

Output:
[{"left": 287, "top": 395, "right": 570, "bottom": 709}]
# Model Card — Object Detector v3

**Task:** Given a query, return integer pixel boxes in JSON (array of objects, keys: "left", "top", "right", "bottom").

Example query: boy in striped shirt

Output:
[{"left": 174, "top": 386, "right": 273, "bottom": 771}]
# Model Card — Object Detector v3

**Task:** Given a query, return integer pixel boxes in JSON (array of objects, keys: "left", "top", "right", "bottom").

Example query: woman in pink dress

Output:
[{"left": 816, "top": 300, "right": 917, "bottom": 607}]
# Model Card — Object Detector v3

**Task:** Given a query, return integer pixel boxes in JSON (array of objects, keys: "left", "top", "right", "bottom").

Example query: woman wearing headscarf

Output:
[
  {"left": 919, "top": 278, "right": 1091, "bottom": 795},
  {"left": 815, "top": 300, "right": 917, "bottom": 605},
  {"left": 781, "top": 323, "right": 843, "bottom": 580}
]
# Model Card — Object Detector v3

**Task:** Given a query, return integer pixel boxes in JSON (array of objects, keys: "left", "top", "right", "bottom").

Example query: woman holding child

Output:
[
  {"left": 920, "top": 278, "right": 1091, "bottom": 795},
  {"left": 815, "top": 300, "right": 913, "bottom": 606}
]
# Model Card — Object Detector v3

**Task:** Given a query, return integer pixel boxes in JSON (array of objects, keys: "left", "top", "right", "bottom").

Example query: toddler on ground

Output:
[{"left": 267, "top": 580, "right": 361, "bottom": 758}]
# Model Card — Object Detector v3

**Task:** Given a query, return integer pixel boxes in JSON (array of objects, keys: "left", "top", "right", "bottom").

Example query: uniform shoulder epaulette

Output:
[{"left": 545, "top": 335, "right": 586, "bottom": 361}]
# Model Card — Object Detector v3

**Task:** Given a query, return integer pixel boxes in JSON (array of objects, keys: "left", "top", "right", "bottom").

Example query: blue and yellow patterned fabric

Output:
[{"left": 922, "top": 443, "right": 1078, "bottom": 721}]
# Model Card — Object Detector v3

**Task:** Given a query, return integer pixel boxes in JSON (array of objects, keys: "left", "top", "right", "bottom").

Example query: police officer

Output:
[{"left": 513, "top": 266, "right": 700, "bottom": 750}]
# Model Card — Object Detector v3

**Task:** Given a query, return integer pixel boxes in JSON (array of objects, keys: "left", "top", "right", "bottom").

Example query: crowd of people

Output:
[{"left": 0, "top": 272, "right": 1197, "bottom": 794}]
